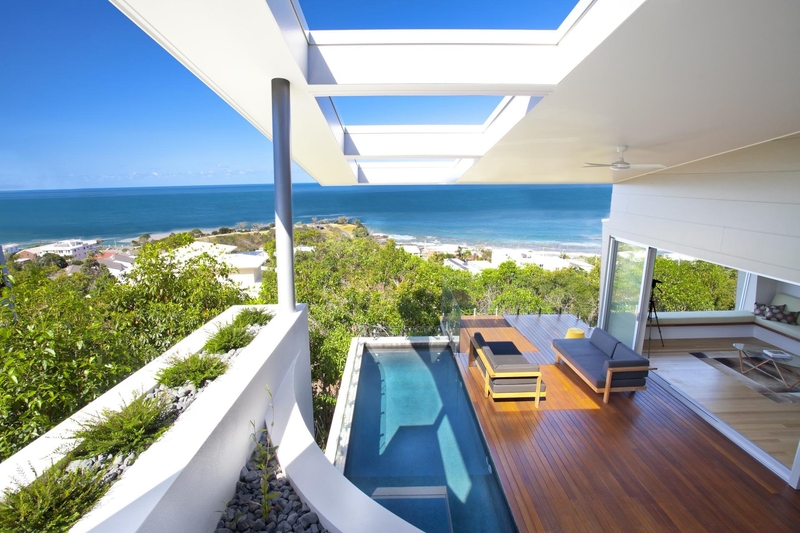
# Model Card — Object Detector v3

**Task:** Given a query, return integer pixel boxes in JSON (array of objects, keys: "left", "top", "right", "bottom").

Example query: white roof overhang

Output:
[{"left": 109, "top": 0, "right": 800, "bottom": 185}]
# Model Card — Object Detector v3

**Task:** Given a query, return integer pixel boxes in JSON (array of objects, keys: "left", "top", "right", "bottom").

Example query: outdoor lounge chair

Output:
[{"left": 470, "top": 332, "right": 546, "bottom": 406}]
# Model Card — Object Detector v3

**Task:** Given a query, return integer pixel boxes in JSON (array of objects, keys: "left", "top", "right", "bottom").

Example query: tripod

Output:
[{"left": 647, "top": 280, "right": 664, "bottom": 357}]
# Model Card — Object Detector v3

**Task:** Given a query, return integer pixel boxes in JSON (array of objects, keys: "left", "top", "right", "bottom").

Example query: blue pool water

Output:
[{"left": 344, "top": 346, "right": 517, "bottom": 533}]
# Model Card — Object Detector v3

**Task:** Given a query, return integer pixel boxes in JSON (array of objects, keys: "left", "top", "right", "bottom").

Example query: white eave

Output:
[{"left": 109, "top": 0, "right": 800, "bottom": 186}]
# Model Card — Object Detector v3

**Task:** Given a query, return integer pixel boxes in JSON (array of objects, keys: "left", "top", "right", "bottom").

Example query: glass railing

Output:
[{"left": 441, "top": 284, "right": 461, "bottom": 343}]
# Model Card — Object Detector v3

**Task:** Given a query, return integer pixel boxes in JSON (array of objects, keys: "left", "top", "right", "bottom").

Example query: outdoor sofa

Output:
[
  {"left": 552, "top": 328, "right": 656, "bottom": 404},
  {"left": 470, "top": 332, "right": 546, "bottom": 406}
]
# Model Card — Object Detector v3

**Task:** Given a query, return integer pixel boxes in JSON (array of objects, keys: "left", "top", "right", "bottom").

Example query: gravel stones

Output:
[{"left": 218, "top": 432, "right": 328, "bottom": 533}]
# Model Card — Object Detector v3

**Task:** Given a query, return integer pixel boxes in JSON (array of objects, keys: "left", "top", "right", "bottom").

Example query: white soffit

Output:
[
  {"left": 109, "top": 0, "right": 645, "bottom": 185},
  {"left": 458, "top": 0, "right": 800, "bottom": 184},
  {"left": 109, "top": 0, "right": 800, "bottom": 187}
]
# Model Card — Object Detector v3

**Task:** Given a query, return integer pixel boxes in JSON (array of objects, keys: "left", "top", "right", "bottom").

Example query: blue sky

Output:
[
  {"left": 301, "top": 0, "right": 578, "bottom": 30},
  {"left": 0, "top": 1, "right": 578, "bottom": 190}
]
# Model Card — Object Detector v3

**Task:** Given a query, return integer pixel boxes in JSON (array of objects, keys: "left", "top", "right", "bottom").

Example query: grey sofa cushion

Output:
[
  {"left": 610, "top": 343, "right": 648, "bottom": 363},
  {"left": 486, "top": 341, "right": 522, "bottom": 356},
  {"left": 476, "top": 339, "right": 538, "bottom": 373},
  {"left": 489, "top": 377, "right": 546, "bottom": 394},
  {"left": 553, "top": 338, "right": 596, "bottom": 358},
  {"left": 603, "top": 344, "right": 649, "bottom": 381},
  {"left": 495, "top": 361, "right": 540, "bottom": 373},
  {"left": 589, "top": 328, "right": 620, "bottom": 357},
  {"left": 566, "top": 354, "right": 608, "bottom": 388},
  {"left": 480, "top": 344, "right": 501, "bottom": 369},
  {"left": 473, "top": 332, "right": 487, "bottom": 347},
  {"left": 606, "top": 377, "right": 646, "bottom": 388}
]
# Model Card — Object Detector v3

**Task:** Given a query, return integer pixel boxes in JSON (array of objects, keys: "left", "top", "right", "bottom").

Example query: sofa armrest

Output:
[{"left": 602, "top": 365, "right": 657, "bottom": 404}]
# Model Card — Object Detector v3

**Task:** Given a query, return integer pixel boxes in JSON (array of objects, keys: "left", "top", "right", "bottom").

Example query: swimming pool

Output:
[{"left": 339, "top": 342, "right": 517, "bottom": 533}]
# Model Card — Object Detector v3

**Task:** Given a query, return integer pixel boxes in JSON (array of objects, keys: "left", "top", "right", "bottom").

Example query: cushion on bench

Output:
[
  {"left": 564, "top": 353, "right": 608, "bottom": 388},
  {"left": 489, "top": 377, "right": 546, "bottom": 394},
  {"left": 485, "top": 340, "right": 522, "bottom": 356},
  {"left": 475, "top": 344, "right": 538, "bottom": 374},
  {"left": 604, "top": 343, "right": 649, "bottom": 382},
  {"left": 755, "top": 316, "right": 800, "bottom": 340},
  {"left": 552, "top": 338, "right": 596, "bottom": 358},
  {"left": 588, "top": 328, "right": 620, "bottom": 357},
  {"left": 655, "top": 310, "right": 755, "bottom": 326}
]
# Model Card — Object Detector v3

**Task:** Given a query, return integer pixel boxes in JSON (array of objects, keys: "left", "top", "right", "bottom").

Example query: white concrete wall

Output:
[
  {"left": 72, "top": 305, "right": 302, "bottom": 533},
  {"left": 778, "top": 281, "right": 800, "bottom": 299},
  {"left": 271, "top": 337, "right": 425, "bottom": 533},
  {"left": 603, "top": 135, "right": 800, "bottom": 285},
  {"left": 0, "top": 306, "right": 270, "bottom": 495},
  {"left": 755, "top": 276, "right": 779, "bottom": 307}
]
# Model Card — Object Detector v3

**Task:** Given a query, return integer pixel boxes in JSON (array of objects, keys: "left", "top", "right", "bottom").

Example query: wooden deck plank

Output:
[{"left": 456, "top": 315, "right": 800, "bottom": 533}]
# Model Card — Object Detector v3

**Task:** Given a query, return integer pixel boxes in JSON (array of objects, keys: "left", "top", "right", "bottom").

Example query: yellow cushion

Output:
[{"left": 565, "top": 328, "right": 586, "bottom": 339}]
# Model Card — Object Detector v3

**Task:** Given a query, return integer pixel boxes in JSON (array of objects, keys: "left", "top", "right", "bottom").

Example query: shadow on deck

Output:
[{"left": 457, "top": 315, "right": 800, "bottom": 532}]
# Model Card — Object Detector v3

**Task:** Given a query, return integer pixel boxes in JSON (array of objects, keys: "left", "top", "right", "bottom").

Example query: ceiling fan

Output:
[{"left": 584, "top": 146, "right": 665, "bottom": 171}]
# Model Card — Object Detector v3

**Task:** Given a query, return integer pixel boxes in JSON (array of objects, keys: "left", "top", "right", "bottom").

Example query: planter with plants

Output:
[{"left": 0, "top": 307, "right": 274, "bottom": 533}]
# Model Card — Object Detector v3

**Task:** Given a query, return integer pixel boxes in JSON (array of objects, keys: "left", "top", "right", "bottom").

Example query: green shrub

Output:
[
  {"left": 232, "top": 307, "right": 273, "bottom": 328},
  {"left": 71, "top": 394, "right": 173, "bottom": 460},
  {"left": 203, "top": 324, "right": 254, "bottom": 354},
  {"left": 0, "top": 244, "right": 244, "bottom": 461},
  {"left": 0, "top": 462, "right": 107, "bottom": 533},
  {"left": 156, "top": 353, "right": 228, "bottom": 389}
]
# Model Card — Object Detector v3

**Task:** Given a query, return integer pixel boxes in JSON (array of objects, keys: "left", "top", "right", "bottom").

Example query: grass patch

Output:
[
  {"left": 71, "top": 395, "right": 173, "bottom": 460},
  {"left": 0, "top": 462, "right": 108, "bottom": 533},
  {"left": 156, "top": 353, "right": 228, "bottom": 389},
  {"left": 232, "top": 307, "right": 273, "bottom": 328},
  {"left": 203, "top": 324, "right": 254, "bottom": 354}
]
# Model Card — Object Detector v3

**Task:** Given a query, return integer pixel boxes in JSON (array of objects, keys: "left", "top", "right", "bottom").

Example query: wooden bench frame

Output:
[
  {"left": 470, "top": 338, "right": 545, "bottom": 407},
  {"left": 554, "top": 347, "right": 657, "bottom": 404}
]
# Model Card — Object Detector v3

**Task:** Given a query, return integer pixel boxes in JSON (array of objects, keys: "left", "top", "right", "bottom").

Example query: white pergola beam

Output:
[
  {"left": 305, "top": 0, "right": 645, "bottom": 94},
  {"left": 356, "top": 159, "right": 477, "bottom": 185},
  {"left": 342, "top": 96, "right": 535, "bottom": 159}
]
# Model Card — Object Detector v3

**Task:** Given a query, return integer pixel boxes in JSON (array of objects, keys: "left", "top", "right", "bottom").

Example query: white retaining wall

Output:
[
  {"left": 270, "top": 337, "right": 436, "bottom": 533},
  {"left": 71, "top": 304, "right": 295, "bottom": 532},
  {"left": 0, "top": 305, "right": 272, "bottom": 495}
]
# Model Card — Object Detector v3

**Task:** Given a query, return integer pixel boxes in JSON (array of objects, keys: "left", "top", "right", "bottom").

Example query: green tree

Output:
[
  {"left": 37, "top": 253, "right": 67, "bottom": 269},
  {"left": 0, "top": 245, "right": 245, "bottom": 460}
]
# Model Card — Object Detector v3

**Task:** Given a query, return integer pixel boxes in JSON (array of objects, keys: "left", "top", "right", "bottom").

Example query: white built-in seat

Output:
[
  {"left": 754, "top": 293, "right": 800, "bottom": 341},
  {"left": 654, "top": 293, "right": 800, "bottom": 343},
  {"left": 656, "top": 310, "right": 755, "bottom": 326}
]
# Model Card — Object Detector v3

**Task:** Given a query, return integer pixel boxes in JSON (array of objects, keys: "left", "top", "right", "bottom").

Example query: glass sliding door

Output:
[{"left": 604, "top": 240, "right": 650, "bottom": 349}]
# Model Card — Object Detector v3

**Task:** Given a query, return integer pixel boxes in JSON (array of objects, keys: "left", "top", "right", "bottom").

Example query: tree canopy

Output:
[{"left": 0, "top": 241, "right": 243, "bottom": 460}]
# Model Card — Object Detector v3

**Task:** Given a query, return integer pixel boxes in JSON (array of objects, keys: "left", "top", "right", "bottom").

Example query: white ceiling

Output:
[{"left": 110, "top": 0, "right": 800, "bottom": 186}]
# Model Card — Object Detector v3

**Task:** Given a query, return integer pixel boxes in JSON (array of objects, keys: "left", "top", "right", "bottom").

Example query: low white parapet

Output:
[
  {"left": 2, "top": 307, "right": 441, "bottom": 533},
  {"left": 0, "top": 305, "right": 272, "bottom": 495},
  {"left": 72, "top": 304, "right": 290, "bottom": 532},
  {"left": 269, "top": 336, "right": 438, "bottom": 533}
]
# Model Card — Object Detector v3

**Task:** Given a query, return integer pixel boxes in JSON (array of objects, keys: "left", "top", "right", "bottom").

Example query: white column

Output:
[{"left": 272, "top": 78, "right": 296, "bottom": 313}]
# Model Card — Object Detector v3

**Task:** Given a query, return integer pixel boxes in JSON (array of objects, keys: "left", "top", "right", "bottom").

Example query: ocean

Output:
[{"left": 0, "top": 184, "right": 611, "bottom": 251}]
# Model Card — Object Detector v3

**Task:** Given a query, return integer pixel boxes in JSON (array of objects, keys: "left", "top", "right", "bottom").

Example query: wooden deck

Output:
[{"left": 457, "top": 316, "right": 800, "bottom": 532}]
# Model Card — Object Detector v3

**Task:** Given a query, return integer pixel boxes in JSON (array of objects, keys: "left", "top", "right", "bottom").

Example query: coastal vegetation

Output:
[
  {"left": 0, "top": 305, "right": 273, "bottom": 532},
  {"left": 0, "top": 240, "right": 243, "bottom": 461},
  {"left": 156, "top": 353, "right": 228, "bottom": 389},
  {"left": 0, "top": 222, "right": 738, "bottom": 457}
]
